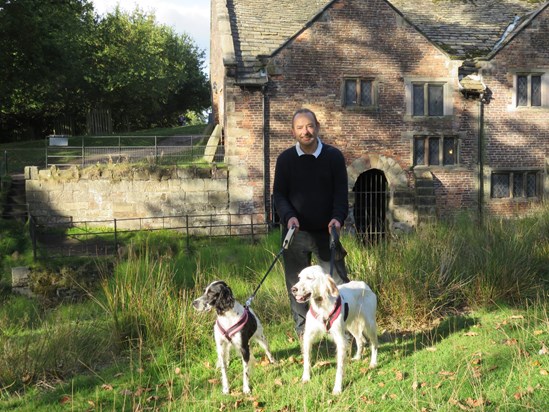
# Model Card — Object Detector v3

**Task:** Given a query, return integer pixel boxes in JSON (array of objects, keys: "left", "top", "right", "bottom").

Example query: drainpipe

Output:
[
  {"left": 478, "top": 96, "right": 485, "bottom": 224},
  {"left": 262, "top": 84, "right": 270, "bottom": 226}
]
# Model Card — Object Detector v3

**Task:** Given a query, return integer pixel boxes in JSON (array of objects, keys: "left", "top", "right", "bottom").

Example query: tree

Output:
[
  {"left": 0, "top": 0, "right": 96, "bottom": 140},
  {"left": 88, "top": 7, "right": 210, "bottom": 132},
  {"left": 0, "top": 1, "right": 210, "bottom": 140}
]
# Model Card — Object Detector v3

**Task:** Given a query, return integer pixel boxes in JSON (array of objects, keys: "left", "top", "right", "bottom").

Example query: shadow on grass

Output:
[
  {"left": 272, "top": 313, "right": 480, "bottom": 364},
  {"left": 379, "top": 314, "right": 480, "bottom": 357}
]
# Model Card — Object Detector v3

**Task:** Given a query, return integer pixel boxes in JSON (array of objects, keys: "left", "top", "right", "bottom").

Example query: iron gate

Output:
[{"left": 353, "top": 169, "right": 388, "bottom": 244}]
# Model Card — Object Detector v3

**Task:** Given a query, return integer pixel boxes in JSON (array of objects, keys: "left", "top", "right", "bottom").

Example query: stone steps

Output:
[{"left": 1, "top": 174, "right": 27, "bottom": 221}]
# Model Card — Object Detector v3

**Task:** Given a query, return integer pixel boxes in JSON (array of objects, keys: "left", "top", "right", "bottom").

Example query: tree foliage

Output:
[{"left": 0, "top": 0, "right": 210, "bottom": 140}]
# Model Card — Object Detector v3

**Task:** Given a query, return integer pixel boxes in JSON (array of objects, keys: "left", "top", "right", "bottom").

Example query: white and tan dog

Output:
[
  {"left": 291, "top": 265, "right": 378, "bottom": 394},
  {"left": 193, "top": 280, "right": 275, "bottom": 394}
]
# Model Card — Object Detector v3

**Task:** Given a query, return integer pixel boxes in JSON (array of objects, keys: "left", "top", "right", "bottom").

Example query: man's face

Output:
[{"left": 292, "top": 112, "right": 319, "bottom": 151}]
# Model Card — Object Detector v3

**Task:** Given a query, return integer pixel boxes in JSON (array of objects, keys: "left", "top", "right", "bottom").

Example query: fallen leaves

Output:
[
  {"left": 449, "top": 396, "right": 490, "bottom": 410},
  {"left": 395, "top": 370, "right": 406, "bottom": 381},
  {"left": 513, "top": 385, "right": 543, "bottom": 401},
  {"left": 59, "top": 395, "right": 71, "bottom": 404}
]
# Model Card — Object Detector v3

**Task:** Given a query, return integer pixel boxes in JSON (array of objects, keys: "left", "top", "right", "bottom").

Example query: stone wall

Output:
[{"left": 24, "top": 165, "right": 230, "bottom": 229}]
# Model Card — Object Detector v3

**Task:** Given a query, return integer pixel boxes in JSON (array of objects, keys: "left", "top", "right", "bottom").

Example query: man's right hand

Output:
[{"left": 288, "top": 217, "right": 300, "bottom": 231}]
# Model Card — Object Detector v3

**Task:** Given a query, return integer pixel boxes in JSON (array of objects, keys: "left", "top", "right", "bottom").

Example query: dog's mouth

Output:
[
  {"left": 192, "top": 299, "right": 212, "bottom": 312},
  {"left": 294, "top": 293, "right": 311, "bottom": 303}
]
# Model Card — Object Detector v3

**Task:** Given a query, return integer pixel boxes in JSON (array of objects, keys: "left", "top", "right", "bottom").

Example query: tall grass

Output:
[
  {"left": 345, "top": 210, "right": 549, "bottom": 329},
  {"left": 0, "top": 207, "right": 547, "bottom": 409}
]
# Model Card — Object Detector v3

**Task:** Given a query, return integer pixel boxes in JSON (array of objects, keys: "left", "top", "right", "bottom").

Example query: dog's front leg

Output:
[
  {"left": 216, "top": 339, "right": 230, "bottom": 394},
  {"left": 332, "top": 333, "right": 347, "bottom": 394},
  {"left": 240, "top": 343, "right": 252, "bottom": 393},
  {"left": 301, "top": 332, "right": 313, "bottom": 383}
]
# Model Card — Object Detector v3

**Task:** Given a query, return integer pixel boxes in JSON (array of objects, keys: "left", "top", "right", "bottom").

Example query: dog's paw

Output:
[
  {"left": 302, "top": 374, "right": 310, "bottom": 383},
  {"left": 222, "top": 387, "right": 230, "bottom": 394},
  {"left": 332, "top": 387, "right": 342, "bottom": 395},
  {"left": 243, "top": 386, "right": 251, "bottom": 394}
]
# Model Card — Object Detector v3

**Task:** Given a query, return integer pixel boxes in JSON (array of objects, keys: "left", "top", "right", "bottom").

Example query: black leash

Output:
[
  {"left": 329, "top": 225, "right": 338, "bottom": 278},
  {"left": 330, "top": 225, "right": 350, "bottom": 283},
  {"left": 245, "top": 225, "right": 297, "bottom": 307}
]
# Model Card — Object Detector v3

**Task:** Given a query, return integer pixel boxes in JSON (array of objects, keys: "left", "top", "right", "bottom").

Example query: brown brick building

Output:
[{"left": 210, "top": 0, "right": 549, "bottom": 239}]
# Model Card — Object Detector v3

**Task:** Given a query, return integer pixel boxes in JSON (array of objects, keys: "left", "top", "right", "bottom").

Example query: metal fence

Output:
[
  {"left": 45, "top": 135, "right": 223, "bottom": 168},
  {"left": 29, "top": 212, "right": 271, "bottom": 259},
  {"left": 2, "top": 148, "right": 46, "bottom": 175}
]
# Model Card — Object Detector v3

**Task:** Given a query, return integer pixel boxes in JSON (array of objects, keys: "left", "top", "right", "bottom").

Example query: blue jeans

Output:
[{"left": 282, "top": 228, "right": 349, "bottom": 335}]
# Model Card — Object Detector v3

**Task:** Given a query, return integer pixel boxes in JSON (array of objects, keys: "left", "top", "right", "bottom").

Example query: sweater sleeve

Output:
[{"left": 272, "top": 151, "right": 297, "bottom": 226}]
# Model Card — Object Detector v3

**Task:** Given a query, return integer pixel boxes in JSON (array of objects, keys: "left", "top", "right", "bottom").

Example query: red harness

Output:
[
  {"left": 216, "top": 307, "right": 250, "bottom": 342},
  {"left": 309, "top": 296, "right": 344, "bottom": 331}
]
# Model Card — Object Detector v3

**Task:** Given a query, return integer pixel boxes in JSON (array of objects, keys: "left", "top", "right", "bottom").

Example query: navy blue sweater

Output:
[{"left": 273, "top": 144, "right": 348, "bottom": 231}]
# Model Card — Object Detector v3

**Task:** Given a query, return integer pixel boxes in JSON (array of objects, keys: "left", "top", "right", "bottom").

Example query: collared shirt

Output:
[{"left": 296, "top": 138, "right": 323, "bottom": 158}]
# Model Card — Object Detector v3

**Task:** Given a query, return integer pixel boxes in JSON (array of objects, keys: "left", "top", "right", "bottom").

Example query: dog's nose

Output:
[{"left": 192, "top": 300, "right": 199, "bottom": 308}]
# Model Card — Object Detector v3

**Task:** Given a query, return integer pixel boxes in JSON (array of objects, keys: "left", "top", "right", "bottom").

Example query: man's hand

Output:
[
  {"left": 288, "top": 217, "right": 300, "bottom": 231},
  {"left": 328, "top": 219, "right": 341, "bottom": 234}
]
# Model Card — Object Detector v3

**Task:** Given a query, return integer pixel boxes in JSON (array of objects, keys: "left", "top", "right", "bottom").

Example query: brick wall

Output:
[
  {"left": 225, "top": 0, "right": 478, "bottom": 224},
  {"left": 218, "top": 0, "right": 548, "bottom": 225},
  {"left": 479, "top": 7, "right": 549, "bottom": 216}
]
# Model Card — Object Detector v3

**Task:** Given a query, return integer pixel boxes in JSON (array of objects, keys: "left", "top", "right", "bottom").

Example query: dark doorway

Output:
[{"left": 353, "top": 169, "right": 388, "bottom": 244}]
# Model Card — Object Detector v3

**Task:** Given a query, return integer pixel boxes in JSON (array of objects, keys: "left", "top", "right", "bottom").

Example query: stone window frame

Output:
[
  {"left": 510, "top": 69, "right": 549, "bottom": 109},
  {"left": 406, "top": 131, "right": 464, "bottom": 170},
  {"left": 341, "top": 77, "right": 378, "bottom": 111},
  {"left": 404, "top": 76, "right": 454, "bottom": 120},
  {"left": 490, "top": 169, "right": 542, "bottom": 200}
]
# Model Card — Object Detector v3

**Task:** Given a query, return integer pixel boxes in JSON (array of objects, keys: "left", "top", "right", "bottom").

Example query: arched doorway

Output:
[{"left": 353, "top": 169, "right": 388, "bottom": 244}]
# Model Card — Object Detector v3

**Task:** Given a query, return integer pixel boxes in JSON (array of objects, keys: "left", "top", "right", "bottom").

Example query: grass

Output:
[
  {"left": 0, "top": 124, "right": 211, "bottom": 175},
  {"left": 0, "top": 210, "right": 548, "bottom": 410}
]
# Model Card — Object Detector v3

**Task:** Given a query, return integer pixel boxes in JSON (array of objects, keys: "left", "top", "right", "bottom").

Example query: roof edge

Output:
[
  {"left": 267, "top": 0, "right": 454, "bottom": 61},
  {"left": 483, "top": 1, "right": 549, "bottom": 61}
]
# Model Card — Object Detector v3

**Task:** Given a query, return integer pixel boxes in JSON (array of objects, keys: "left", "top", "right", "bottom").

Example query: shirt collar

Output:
[{"left": 296, "top": 138, "right": 323, "bottom": 158}]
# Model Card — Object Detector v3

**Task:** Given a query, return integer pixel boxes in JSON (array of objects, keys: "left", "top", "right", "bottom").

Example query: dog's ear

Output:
[
  {"left": 326, "top": 275, "right": 340, "bottom": 297},
  {"left": 215, "top": 283, "right": 235, "bottom": 314}
]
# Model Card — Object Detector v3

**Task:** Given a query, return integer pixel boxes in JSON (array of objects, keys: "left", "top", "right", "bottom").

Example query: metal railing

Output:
[
  {"left": 29, "top": 212, "right": 271, "bottom": 259},
  {"left": 45, "top": 135, "right": 223, "bottom": 168}
]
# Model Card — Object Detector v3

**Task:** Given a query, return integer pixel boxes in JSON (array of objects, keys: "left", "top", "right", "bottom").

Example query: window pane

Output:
[
  {"left": 443, "top": 137, "right": 456, "bottom": 165},
  {"left": 414, "top": 137, "right": 425, "bottom": 165},
  {"left": 513, "top": 173, "right": 524, "bottom": 198},
  {"left": 428, "top": 85, "right": 444, "bottom": 116},
  {"left": 360, "top": 80, "right": 373, "bottom": 106},
  {"left": 492, "top": 173, "right": 510, "bottom": 198},
  {"left": 429, "top": 138, "right": 440, "bottom": 165},
  {"left": 517, "top": 75, "right": 528, "bottom": 106},
  {"left": 531, "top": 75, "right": 542, "bottom": 107},
  {"left": 345, "top": 80, "right": 357, "bottom": 106},
  {"left": 526, "top": 173, "right": 537, "bottom": 197},
  {"left": 413, "top": 84, "right": 424, "bottom": 116}
]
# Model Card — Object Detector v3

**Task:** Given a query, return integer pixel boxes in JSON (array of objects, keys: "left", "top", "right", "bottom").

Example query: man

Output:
[{"left": 273, "top": 108, "right": 350, "bottom": 338}]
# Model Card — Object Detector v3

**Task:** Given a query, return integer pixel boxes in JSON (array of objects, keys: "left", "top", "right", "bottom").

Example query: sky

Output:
[{"left": 91, "top": 0, "right": 211, "bottom": 72}]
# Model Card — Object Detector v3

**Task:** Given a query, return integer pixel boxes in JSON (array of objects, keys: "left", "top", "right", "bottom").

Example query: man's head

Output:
[{"left": 292, "top": 109, "right": 320, "bottom": 154}]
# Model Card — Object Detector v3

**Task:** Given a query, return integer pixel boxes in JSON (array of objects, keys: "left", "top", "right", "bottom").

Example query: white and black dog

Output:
[
  {"left": 192, "top": 280, "right": 275, "bottom": 394},
  {"left": 291, "top": 265, "right": 378, "bottom": 394}
]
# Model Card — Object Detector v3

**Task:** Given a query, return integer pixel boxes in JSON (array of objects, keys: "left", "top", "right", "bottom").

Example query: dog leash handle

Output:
[
  {"left": 330, "top": 225, "right": 339, "bottom": 249},
  {"left": 283, "top": 225, "right": 297, "bottom": 249}
]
